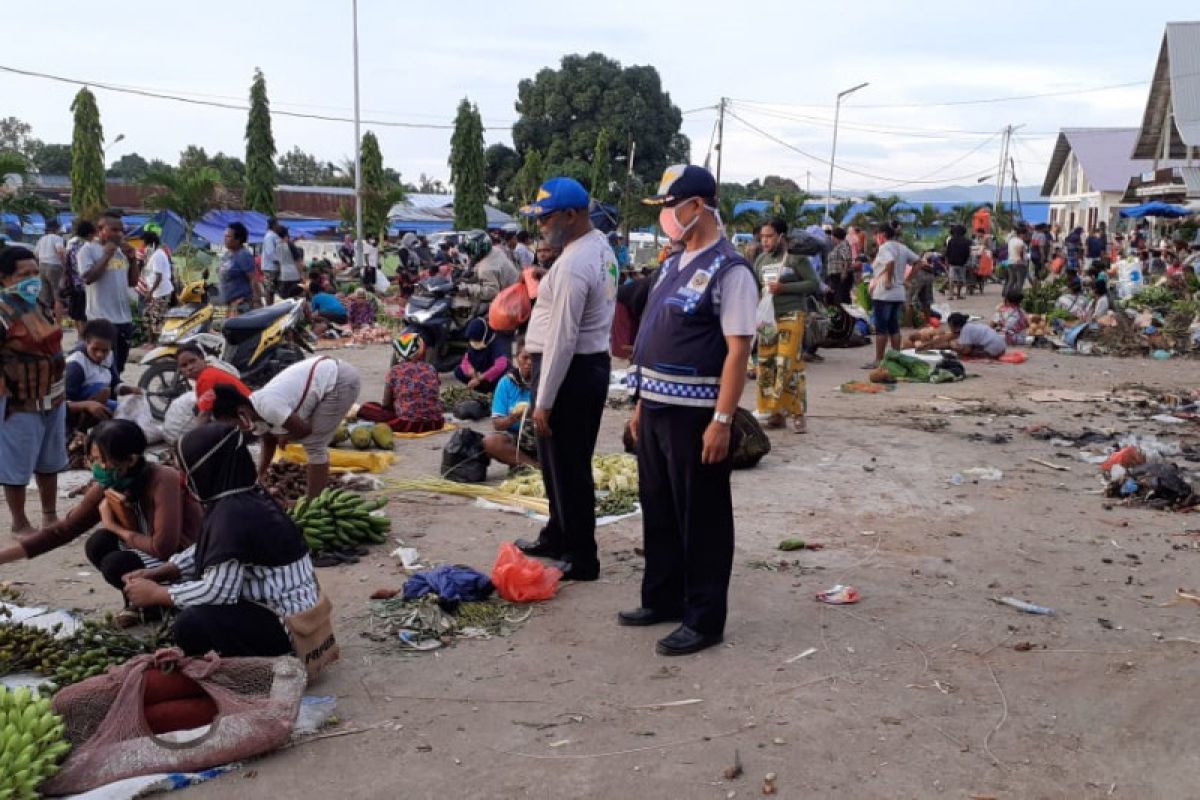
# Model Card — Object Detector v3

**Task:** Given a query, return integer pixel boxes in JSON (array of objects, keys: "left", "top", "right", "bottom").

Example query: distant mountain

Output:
[{"left": 890, "top": 184, "right": 1051, "bottom": 204}]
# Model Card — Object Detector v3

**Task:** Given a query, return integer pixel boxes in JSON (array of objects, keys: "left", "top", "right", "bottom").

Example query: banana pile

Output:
[
  {"left": 0, "top": 623, "right": 69, "bottom": 676},
  {"left": 0, "top": 686, "right": 71, "bottom": 799},
  {"left": 290, "top": 489, "right": 391, "bottom": 553},
  {"left": 499, "top": 454, "right": 639, "bottom": 499}
]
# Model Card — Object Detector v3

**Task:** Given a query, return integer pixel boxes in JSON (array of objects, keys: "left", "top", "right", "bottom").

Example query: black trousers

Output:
[
  {"left": 531, "top": 352, "right": 610, "bottom": 568},
  {"left": 174, "top": 601, "right": 293, "bottom": 657},
  {"left": 85, "top": 529, "right": 146, "bottom": 592},
  {"left": 638, "top": 405, "right": 735, "bottom": 636},
  {"left": 113, "top": 322, "right": 135, "bottom": 377}
]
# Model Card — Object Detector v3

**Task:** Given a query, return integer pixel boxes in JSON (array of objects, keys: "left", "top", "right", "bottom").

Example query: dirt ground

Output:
[{"left": 6, "top": 290, "right": 1200, "bottom": 799}]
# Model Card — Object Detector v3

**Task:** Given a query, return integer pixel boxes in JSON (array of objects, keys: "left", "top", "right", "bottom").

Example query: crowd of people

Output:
[{"left": 2, "top": 167, "right": 1198, "bottom": 669}]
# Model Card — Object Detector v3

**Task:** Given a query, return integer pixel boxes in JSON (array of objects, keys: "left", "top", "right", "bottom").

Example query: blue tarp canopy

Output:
[
  {"left": 191, "top": 210, "right": 338, "bottom": 245},
  {"left": 1119, "top": 201, "right": 1193, "bottom": 219},
  {"left": 590, "top": 202, "right": 619, "bottom": 233},
  {"left": 728, "top": 198, "right": 1049, "bottom": 227},
  {"left": 125, "top": 210, "right": 209, "bottom": 250},
  {"left": 2, "top": 212, "right": 148, "bottom": 239}
]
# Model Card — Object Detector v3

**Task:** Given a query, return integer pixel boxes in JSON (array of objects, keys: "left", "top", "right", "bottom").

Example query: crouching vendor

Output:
[
  {"left": 0, "top": 420, "right": 201, "bottom": 626},
  {"left": 124, "top": 423, "right": 328, "bottom": 660}
]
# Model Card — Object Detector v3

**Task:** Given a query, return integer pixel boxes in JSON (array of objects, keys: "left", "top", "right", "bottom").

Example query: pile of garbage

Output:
[{"left": 1098, "top": 436, "right": 1199, "bottom": 511}]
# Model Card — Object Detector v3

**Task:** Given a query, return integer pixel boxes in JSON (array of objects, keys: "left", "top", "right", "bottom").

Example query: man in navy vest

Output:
[
  {"left": 622, "top": 165, "right": 758, "bottom": 656},
  {"left": 514, "top": 178, "right": 618, "bottom": 581}
]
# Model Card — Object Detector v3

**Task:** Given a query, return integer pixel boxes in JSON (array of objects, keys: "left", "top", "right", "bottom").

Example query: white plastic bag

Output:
[
  {"left": 161, "top": 390, "right": 198, "bottom": 446},
  {"left": 756, "top": 293, "right": 777, "bottom": 342},
  {"left": 114, "top": 393, "right": 164, "bottom": 444},
  {"left": 374, "top": 269, "right": 391, "bottom": 295}
]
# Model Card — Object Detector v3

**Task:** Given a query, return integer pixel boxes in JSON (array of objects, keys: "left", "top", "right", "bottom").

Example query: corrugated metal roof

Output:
[
  {"left": 1039, "top": 128, "right": 1177, "bottom": 196},
  {"left": 1133, "top": 22, "right": 1200, "bottom": 160}
]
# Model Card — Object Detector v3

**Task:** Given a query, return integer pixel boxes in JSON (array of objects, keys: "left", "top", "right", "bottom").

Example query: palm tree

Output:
[
  {"left": 991, "top": 202, "right": 1016, "bottom": 232},
  {"left": 940, "top": 204, "right": 976, "bottom": 229},
  {"left": 0, "top": 151, "right": 55, "bottom": 223},
  {"left": 141, "top": 166, "right": 222, "bottom": 244},
  {"left": 863, "top": 193, "right": 903, "bottom": 227},
  {"left": 830, "top": 199, "right": 856, "bottom": 227},
  {"left": 913, "top": 203, "right": 941, "bottom": 231},
  {"left": 731, "top": 207, "right": 762, "bottom": 233}
]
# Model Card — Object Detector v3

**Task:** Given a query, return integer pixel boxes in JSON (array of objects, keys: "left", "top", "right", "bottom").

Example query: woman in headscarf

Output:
[
  {"left": 359, "top": 332, "right": 444, "bottom": 433},
  {"left": 0, "top": 419, "right": 200, "bottom": 625},
  {"left": 123, "top": 423, "right": 322, "bottom": 657},
  {"left": 455, "top": 318, "right": 509, "bottom": 392}
]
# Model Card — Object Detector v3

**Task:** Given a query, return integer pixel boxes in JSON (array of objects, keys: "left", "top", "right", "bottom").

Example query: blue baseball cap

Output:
[
  {"left": 643, "top": 164, "right": 717, "bottom": 207},
  {"left": 519, "top": 177, "right": 590, "bottom": 219}
]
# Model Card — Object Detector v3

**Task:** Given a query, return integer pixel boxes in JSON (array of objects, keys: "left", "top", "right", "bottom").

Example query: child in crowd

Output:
[
  {"left": 456, "top": 318, "right": 509, "bottom": 392},
  {"left": 65, "top": 319, "right": 141, "bottom": 426},
  {"left": 993, "top": 290, "right": 1029, "bottom": 346},
  {"left": 482, "top": 345, "right": 538, "bottom": 469},
  {"left": 176, "top": 342, "right": 251, "bottom": 419}
]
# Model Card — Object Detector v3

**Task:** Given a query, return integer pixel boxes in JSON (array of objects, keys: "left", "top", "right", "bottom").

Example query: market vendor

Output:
[
  {"left": 992, "top": 290, "right": 1029, "bottom": 345},
  {"left": 210, "top": 356, "right": 361, "bottom": 498},
  {"left": 347, "top": 287, "right": 378, "bottom": 329},
  {"left": 482, "top": 344, "right": 538, "bottom": 469},
  {"left": 1055, "top": 275, "right": 1090, "bottom": 319},
  {"left": 947, "top": 312, "right": 1006, "bottom": 358},
  {"left": 175, "top": 342, "right": 251, "bottom": 420},
  {"left": 0, "top": 420, "right": 200, "bottom": 626},
  {"left": 455, "top": 318, "right": 509, "bottom": 392},
  {"left": 311, "top": 287, "right": 348, "bottom": 326},
  {"left": 123, "top": 423, "right": 324, "bottom": 658},
  {"left": 373, "top": 332, "right": 445, "bottom": 433}
]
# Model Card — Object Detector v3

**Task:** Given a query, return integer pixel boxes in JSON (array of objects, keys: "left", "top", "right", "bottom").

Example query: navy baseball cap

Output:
[
  {"left": 519, "top": 177, "right": 590, "bottom": 219},
  {"left": 643, "top": 164, "right": 717, "bottom": 207}
]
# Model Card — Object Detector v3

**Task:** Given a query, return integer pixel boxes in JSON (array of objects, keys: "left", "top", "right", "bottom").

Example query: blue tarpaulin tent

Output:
[
  {"left": 190, "top": 210, "right": 337, "bottom": 245},
  {"left": 1119, "top": 201, "right": 1193, "bottom": 219}
]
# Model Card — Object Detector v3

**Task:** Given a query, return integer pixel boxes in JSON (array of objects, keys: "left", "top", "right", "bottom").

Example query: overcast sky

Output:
[{"left": 2, "top": 1, "right": 1194, "bottom": 197}]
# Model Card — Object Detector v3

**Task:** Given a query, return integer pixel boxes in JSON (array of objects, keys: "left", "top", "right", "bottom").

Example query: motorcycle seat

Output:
[
  {"left": 408, "top": 295, "right": 438, "bottom": 310},
  {"left": 223, "top": 303, "right": 292, "bottom": 332}
]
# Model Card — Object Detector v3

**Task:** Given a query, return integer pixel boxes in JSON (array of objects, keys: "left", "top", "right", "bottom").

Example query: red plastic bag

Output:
[
  {"left": 1102, "top": 446, "right": 1146, "bottom": 472},
  {"left": 489, "top": 281, "right": 532, "bottom": 332},
  {"left": 491, "top": 542, "right": 562, "bottom": 602},
  {"left": 523, "top": 266, "right": 543, "bottom": 300}
]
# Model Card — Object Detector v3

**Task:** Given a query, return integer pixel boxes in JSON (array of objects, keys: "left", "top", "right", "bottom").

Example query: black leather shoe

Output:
[
  {"left": 656, "top": 625, "right": 722, "bottom": 656},
  {"left": 617, "top": 607, "right": 684, "bottom": 627},
  {"left": 515, "top": 537, "right": 563, "bottom": 559},
  {"left": 552, "top": 559, "right": 600, "bottom": 581}
]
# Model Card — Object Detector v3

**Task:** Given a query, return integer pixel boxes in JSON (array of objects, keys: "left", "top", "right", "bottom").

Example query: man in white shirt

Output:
[
  {"left": 1005, "top": 223, "right": 1030, "bottom": 297},
  {"left": 140, "top": 231, "right": 174, "bottom": 339},
  {"left": 867, "top": 223, "right": 918, "bottom": 368},
  {"left": 514, "top": 177, "right": 617, "bottom": 581},
  {"left": 34, "top": 219, "right": 65, "bottom": 318},
  {"left": 261, "top": 218, "right": 282, "bottom": 304}
]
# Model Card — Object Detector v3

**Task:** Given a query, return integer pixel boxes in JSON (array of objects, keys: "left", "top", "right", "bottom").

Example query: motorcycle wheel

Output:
[{"left": 139, "top": 358, "right": 186, "bottom": 421}]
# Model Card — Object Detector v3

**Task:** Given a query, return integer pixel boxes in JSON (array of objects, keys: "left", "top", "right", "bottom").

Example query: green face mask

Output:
[{"left": 91, "top": 463, "right": 134, "bottom": 491}]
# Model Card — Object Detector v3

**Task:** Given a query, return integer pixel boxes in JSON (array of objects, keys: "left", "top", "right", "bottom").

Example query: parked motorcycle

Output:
[
  {"left": 139, "top": 298, "right": 313, "bottom": 419},
  {"left": 393, "top": 275, "right": 476, "bottom": 373}
]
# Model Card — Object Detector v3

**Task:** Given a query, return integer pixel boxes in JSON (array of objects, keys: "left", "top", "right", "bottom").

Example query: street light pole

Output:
[
  {"left": 351, "top": 0, "right": 364, "bottom": 270},
  {"left": 826, "top": 82, "right": 868, "bottom": 224}
]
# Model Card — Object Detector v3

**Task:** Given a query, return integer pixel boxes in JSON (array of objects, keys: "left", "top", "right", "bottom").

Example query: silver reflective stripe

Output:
[
  {"left": 639, "top": 388, "right": 717, "bottom": 408},
  {"left": 639, "top": 366, "right": 721, "bottom": 386}
]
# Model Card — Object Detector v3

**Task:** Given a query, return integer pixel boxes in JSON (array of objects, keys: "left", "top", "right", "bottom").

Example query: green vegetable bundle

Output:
[
  {"left": 291, "top": 489, "right": 391, "bottom": 553},
  {"left": 0, "top": 687, "right": 71, "bottom": 799}
]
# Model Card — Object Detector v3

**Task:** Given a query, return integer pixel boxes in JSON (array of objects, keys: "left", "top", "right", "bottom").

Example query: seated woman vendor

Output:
[
  {"left": 371, "top": 332, "right": 444, "bottom": 433},
  {"left": 455, "top": 318, "right": 509, "bottom": 392},
  {"left": 947, "top": 312, "right": 1007, "bottom": 358},
  {"left": 123, "top": 423, "right": 324, "bottom": 658},
  {"left": 482, "top": 345, "right": 538, "bottom": 469},
  {"left": 311, "top": 286, "right": 348, "bottom": 325},
  {"left": 175, "top": 342, "right": 251, "bottom": 420},
  {"left": 0, "top": 420, "right": 201, "bottom": 625},
  {"left": 65, "top": 319, "right": 142, "bottom": 425}
]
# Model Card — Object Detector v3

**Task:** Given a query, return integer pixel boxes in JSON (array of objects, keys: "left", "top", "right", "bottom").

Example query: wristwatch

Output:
[{"left": 713, "top": 411, "right": 732, "bottom": 425}]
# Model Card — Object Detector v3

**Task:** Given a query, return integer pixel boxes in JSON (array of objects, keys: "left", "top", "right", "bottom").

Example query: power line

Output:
[
  {"left": 0, "top": 63, "right": 518, "bottom": 131},
  {"left": 731, "top": 101, "right": 1058, "bottom": 139},
  {"left": 725, "top": 110, "right": 996, "bottom": 187}
]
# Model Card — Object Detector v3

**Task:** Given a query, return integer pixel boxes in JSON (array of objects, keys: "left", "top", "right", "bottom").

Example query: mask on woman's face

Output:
[
  {"left": 92, "top": 462, "right": 134, "bottom": 491},
  {"left": 6, "top": 276, "right": 42, "bottom": 306}
]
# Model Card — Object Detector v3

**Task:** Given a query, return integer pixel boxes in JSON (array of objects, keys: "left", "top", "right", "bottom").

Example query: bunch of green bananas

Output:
[
  {"left": 290, "top": 489, "right": 391, "bottom": 553},
  {"left": 44, "top": 618, "right": 171, "bottom": 692},
  {"left": 0, "top": 686, "right": 71, "bottom": 799},
  {"left": 0, "top": 623, "right": 69, "bottom": 676}
]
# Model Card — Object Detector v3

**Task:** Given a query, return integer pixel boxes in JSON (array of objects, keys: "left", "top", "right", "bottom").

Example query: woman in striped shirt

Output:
[{"left": 123, "top": 423, "right": 320, "bottom": 657}]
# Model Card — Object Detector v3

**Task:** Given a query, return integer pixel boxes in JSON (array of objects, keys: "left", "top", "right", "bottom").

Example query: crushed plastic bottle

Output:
[{"left": 949, "top": 473, "right": 965, "bottom": 486}]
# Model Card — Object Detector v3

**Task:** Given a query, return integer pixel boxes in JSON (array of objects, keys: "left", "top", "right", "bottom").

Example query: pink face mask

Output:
[{"left": 659, "top": 199, "right": 701, "bottom": 242}]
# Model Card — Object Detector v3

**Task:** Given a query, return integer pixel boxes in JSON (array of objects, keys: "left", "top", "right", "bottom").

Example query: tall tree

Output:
[
  {"left": 359, "top": 131, "right": 404, "bottom": 241},
  {"left": 243, "top": 68, "right": 276, "bottom": 213},
  {"left": 0, "top": 152, "right": 55, "bottom": 222},
  {"left": 448, "top": 98, "right": 487, "bottom": 230},
  {"left": 69, "top": 88, "right": 106, "bottom": 215},
  {"left": 277, "top": 146, "right": 336, "bottom": 185},
  {"left": 0, "top": 117, "right": 35, "bottom": 156},
  {"left": 141, "top": 166, "right": 221, "bottom": 244},
  {"left": 484, "top": 143, "right": 520, "bottom": 206},
  {"left": 512, "top": 149, "right": 544, "bottom": 209},
  {"left": 590, "top": 128, "right": 613, "bottom": 203},
  {"left": 513, "top": 53, "right": 686, "bottom": 186},
  {"left": 107, "top": 152, "right": 151, "bottom": 181}
]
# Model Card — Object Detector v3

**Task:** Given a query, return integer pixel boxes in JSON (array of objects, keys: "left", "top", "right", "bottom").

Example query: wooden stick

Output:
[{"left": 1027, "top": 457, "right": 1070, "bottom": 472}]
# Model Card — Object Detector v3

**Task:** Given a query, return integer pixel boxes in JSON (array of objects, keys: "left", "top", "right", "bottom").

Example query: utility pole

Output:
[
  {"left": 714, "top": 97, "right": 727, "bottom": 191},
  {"left": 827, "top": 82, "right": 869, "bottom": 224},
  {"left": 992, "top": 124, "right": 1024, "bottom": 235},
  {"left": 622, "top": 138, "right": 636, "bottom": 242},
  {"left": 806, "top": 170, "right": 811, "bottom": 194},
  {"left": 351, "top": 0, "right": 364, "bottom": 270}
]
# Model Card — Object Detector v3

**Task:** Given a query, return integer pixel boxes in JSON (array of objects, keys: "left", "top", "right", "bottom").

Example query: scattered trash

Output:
[
  {"left": 723, "top": 750, "right": 744, "bottom": 780},
  {"left": 1105, "top": 463, "right": 1197, "bottom": 510},
  {"left": 630, "top": 698, "right": 704, "bottom": 710},
  {"left": 1151, "top": 350, "right": 1173, "bottom": 360},
  {"left": 762, "top": 772, "right": 778, "bottom": 795},
  {"left": 1030, "top": 389, "right": 1108, "bottom": 403},
  {"left": 784, "top": 647, "right": 818, "bottom": 664},
  {"left": 1151, "top": 414, "right": 1185, "bottom": 425},
  {"left": 992, "top": 596, "right": 1056, "bottom": 616},
  {"left": 548, "top": 739, "right": 571, "bottom": 748},
  {"left": 1013, "top": 642, "right": 1036, "bottom": 652},
  {"left": 1158, "top": 589, "right": 1200, "bottom": 608},
  {"left": 1028, "top": 457, "right": 1070, "bottom": 472},
  {"left": 293, "top": 696, "right": 338, "bottom": 736},
  {"left": 951, "top": 467, "right": 1004, "bottom": 484},
  {"left": 390, "top": 546, "right": 425, "bottom": 570},
  {"left": 815, "top": 585, "right": 861, "bottom": 605},
  {"left": 1102, "top": 447, "right": 1146, "bottom": 472},
  {"left": 1097, "top": 618, "right": 1116, "bottom": 630},
  {"left": 776, "top": 538, "right": 823, "bottom": 552}
]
